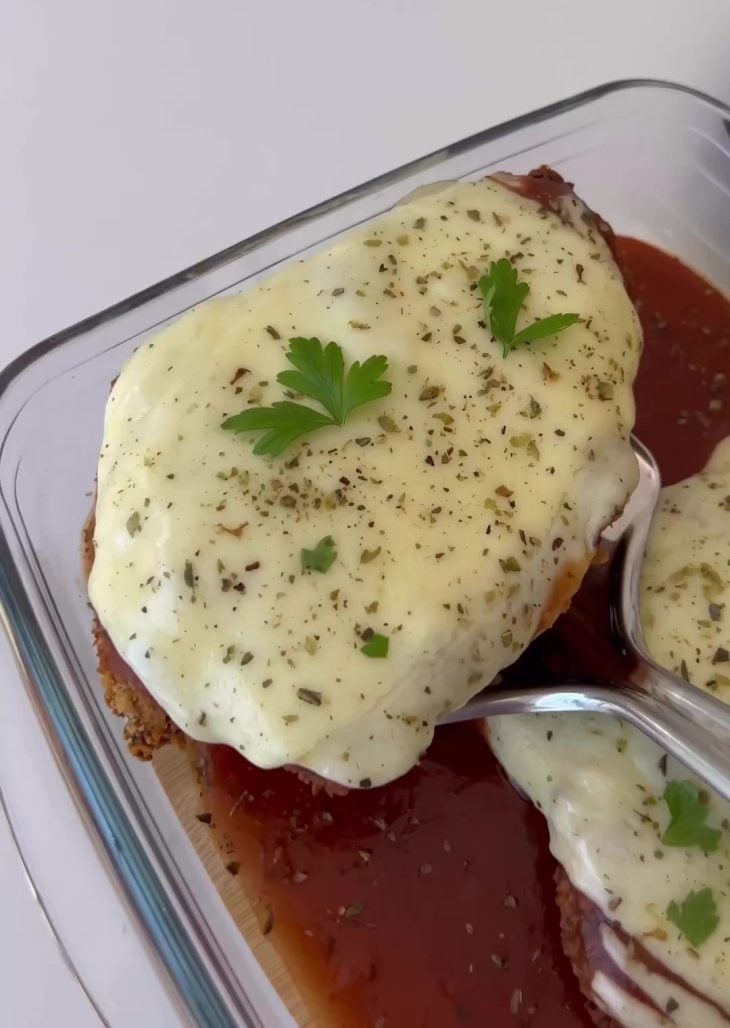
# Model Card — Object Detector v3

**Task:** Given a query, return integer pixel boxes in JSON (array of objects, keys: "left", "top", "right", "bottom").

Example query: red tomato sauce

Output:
[{"left": 197, "top": 238, "right": 730, "bottom": 1027}]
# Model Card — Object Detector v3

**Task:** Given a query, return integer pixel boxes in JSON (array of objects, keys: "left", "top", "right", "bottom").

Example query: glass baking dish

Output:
[{"left": 1, "top": 79, "right": 729, "bottom": 1028}]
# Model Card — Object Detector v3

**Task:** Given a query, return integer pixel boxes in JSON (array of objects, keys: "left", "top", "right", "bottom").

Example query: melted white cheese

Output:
[
  {"left": 490, "top": 438, "right": 730, "bottom": 1024},
  {"left": 90, "top": 176, "right": 640, "bottom": 787},
  {"left": 641, "top": 437, "right": 730, "bottom": 694}
]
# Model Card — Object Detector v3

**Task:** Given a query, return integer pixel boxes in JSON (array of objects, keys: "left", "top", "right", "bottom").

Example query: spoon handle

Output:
[
  {"left": 445, "top": 683, "right": 730, "bottom": 802},
  {"left": 631, "top": 656, "right": 730, "bottom": 750},
  {"left": 617, "top": 686, "right": 730, "bottom": 802}
]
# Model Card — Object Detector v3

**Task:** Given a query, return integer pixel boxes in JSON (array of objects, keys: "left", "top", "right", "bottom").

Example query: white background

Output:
[{"left": 2, "top": 1, "right": 730, "bottom": 1024}]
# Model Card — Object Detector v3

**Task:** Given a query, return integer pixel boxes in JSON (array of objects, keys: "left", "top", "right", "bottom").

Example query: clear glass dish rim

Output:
[{"left": 1, "top": 78, "right": 729, "bottom": 1028}]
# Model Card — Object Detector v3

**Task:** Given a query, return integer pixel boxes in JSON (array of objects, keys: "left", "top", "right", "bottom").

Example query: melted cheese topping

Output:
[
  {"left": 490, "top": 438, "right": 730, "bottom": 1025},
  {"left": 89, "top": 176, "right": 640, "bottom": 787},
  {"left": 641, "top": 437, "right": 730, "bottom": 693}
]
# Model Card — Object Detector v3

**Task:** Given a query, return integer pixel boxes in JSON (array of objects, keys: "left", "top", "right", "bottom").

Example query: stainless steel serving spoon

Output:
[{"left": 439, "top": 437, "right": 730, "bottom": 802}]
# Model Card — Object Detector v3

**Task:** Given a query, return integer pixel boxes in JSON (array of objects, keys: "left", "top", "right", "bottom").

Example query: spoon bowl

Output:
[{"left": 440, "top": 437, "right": 730, "bottom": 801}]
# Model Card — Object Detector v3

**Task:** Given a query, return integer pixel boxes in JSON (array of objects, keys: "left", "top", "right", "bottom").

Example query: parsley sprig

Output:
[
  {"left": 361, "top": 632, "right": 389, "bottom": 658},
  {"left": 662, "top": 780, "right": 722, "bottom": 852},
  {"left": 478, "top": 258, "right": 580, "bottom": 358},
  {"left": 301, "top": 536, "right": 337, "bottom": 574},
  {"left": 223, "top": 337, "right": 392, "bottom": 457},
  {"left": 667, "top": 887, "right": 719, "bottom": 948}
]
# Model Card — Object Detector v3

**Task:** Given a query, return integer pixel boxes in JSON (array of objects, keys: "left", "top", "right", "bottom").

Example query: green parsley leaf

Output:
[
  {"left": 278, "top": 338, "right": 391, "bottom": 424},
  {"left": 223, "top": 337, "right": 391, "bottom": 457},
  {"left": 361, "top": 632, "right": 389, "bottom": 658},
  {"left": 276, "top": 337, "right": 347, "bottom": 422},
  {"left": 662, "top": 780, "right": 722, "bottom": 852},
  {"left": 301, "top": 536, "right": 337, "bottom": 574},
  {"left": 222, "top": 402, "right": 333, "bottom": 457},
  {"left": 667, "top": 887, "right": 719, "bottom": 948},
  {"left": 341, "top": 353, "right": 392, "bottom": 420},
  {"left": 512, "top": 312, "right": 582, "bottom": 347},
  {"left": 478, "top": 258, "right": 580, "bottom": 358},
  {"left": 479, "top": 259, "right": 529, "bottom": 349}
]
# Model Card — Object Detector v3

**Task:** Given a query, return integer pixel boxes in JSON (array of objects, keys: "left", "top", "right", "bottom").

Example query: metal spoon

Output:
[{"left": 440, "top": 437, "right": 730, "bottom": 802}]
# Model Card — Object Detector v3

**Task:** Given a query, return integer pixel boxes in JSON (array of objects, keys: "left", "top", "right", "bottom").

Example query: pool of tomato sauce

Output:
[{"left": 198, "top": 238, "right": 730, "bottom": 1027}]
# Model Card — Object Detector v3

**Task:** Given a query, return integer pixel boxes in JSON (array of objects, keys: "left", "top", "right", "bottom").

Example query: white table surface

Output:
[{"left": 2, "top": 1, "right": 730, "bottom": 1024}]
